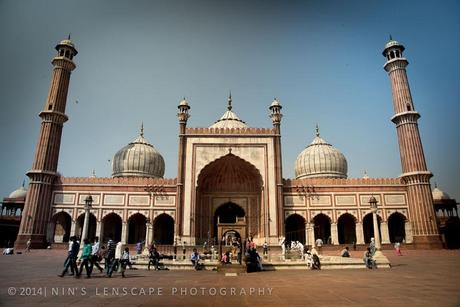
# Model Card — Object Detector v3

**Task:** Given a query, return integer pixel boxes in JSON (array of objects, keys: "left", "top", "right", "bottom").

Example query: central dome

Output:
[
  {"left": 295, "top": 126, "right": 348, "bottom": 179},
  {"left": 112, "top": 126, "right": 165, "bottom": 178},
  {"left": 209, "top": 94, "right": 248, "bottom": 129}
]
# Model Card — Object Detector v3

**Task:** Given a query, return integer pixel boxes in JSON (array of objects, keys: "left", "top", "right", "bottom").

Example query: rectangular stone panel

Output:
[
  {"left": 154, "top": 195, "right": 175, "bottom": 206},
  {"left": 284, "top": 196, "right": 304, "bottom": 207},
  {"left": 129, "top": 195, "right": 150, "bottom": 206},
  {"left": 335, "top": 195, "right": 356, "bottom": 206},
  {"left": 384, "top": 194, "right": 406, "bottom": 205},
  {"left": 310, "top": 195, "right": 331, "bottom": 206},
  {"left": 103, "top": 194, "right": 125, "bottom": 205},
  {"left": 54, "top": 193, "right": 75, "bottom": 205}
]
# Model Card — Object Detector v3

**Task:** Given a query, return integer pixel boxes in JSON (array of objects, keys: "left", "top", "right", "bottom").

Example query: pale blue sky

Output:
[{"left": 1, "top": 0, "right": 459, "bottom": 203}]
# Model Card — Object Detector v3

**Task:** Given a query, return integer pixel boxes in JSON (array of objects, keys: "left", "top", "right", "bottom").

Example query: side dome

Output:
[
  {"left": 112, "top": 126, "right": 165, "bottom": 178},
  {"left": 8, "top": 184, "right": 27, "bottom": 199},
  {"left": 295, "top": 126, "right": 348, "bottom": 179},
  {"left": 432, "top": 186, "right": 451, "bottom": 201},
  {"left": 209, "top": 94, "right": 248, "bottom": 129}
]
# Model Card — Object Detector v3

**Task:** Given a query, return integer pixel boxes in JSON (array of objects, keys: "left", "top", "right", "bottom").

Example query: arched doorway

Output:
[
  {"left": 214, "top": 202, "right": 245, "bottom": 236},
  {"left": 337, "top": 213, "right": 356, "bottom": 244},
  {"left": 76, "top": 213, "right": 97, "bottom": 241},
  {"left": 153, "top": 214, "right": 174, "bottom": 244},
  {"left": 313, "top": 214, "right": 331, "bottom": 243},
  {"left": 102, "top": 213, "right": 122, "bottom": 242},
  {"left": 222, "top": 230, "right": 241, "bottom": 246},
  {"left": 388, "top": 213, "right": 406, "bottom": 243},
  {"left": 363, "top": 213, "right": 382, "bottom": 243},
  {"left": 285, "top": 214, "right": 306, "bottom": 245},
  {"left": 128, "top": 213, "right": 147, "bottom": 244},
  {"left": 195, "top": 153, "right": 263, "bottom": 244},
  {"left": 53, "top": 212, "right": 71, "bottom": 243}
]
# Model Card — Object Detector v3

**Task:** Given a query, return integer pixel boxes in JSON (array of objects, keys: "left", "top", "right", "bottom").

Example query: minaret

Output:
[
  {"left": 269, "top": 98, "right": 284, "bottom": 237},
  {"left": 383, "top": 38, "right": 441, "bottom": 248},
  {"left": 176, "top": 97, "right": 190, "bottom": 241},
  {"left": 15, "top": 37, "right": 77, "bottom": 249}
]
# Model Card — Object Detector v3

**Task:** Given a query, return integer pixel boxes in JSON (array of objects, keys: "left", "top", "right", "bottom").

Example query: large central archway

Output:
[{"left": 195, "top": 153, "right": 263, "bottom": 244}]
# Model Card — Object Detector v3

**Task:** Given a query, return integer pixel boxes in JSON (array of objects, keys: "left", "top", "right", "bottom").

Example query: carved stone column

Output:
[
  {"left": 355, "top": 222, "right": 364, "bottom": 244},
  {"left": 331, "top": 222, "right": 339, "bottom": 245},
  {"left": 380, "top": 221, "right": 390, "bottom": 244},
  {"left": 121, "top": 222, "right": 128, "bottom": 244}
]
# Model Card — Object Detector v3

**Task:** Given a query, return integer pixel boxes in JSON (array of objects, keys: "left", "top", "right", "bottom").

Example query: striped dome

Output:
[
  {"left": 112, "top": 128, "right": 165, "bottom": 178},
  {"left": 295, "top": 128, "right": 347, "bottom": 179}
]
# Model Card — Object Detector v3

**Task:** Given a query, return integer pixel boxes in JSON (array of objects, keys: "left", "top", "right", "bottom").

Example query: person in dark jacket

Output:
[
  {"left": 78, "top": 239, "right": 92, "bottom": 278},
  {"left": 105, "top": 237, "right": 116, "bottom": 276},
  {"left": 59, "top": 236, "right": 80, "bottom": 277}
]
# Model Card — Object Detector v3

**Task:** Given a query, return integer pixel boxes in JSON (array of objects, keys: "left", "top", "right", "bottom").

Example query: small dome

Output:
[
  {"left": 383, "top": 37, "right": 405, "bottom": 56},
  {"left": 179, "top": 98, "right": 189, "bottom": 107},
  {"left": 8, "top": 185, "right": 27, "bottom": 199},
  {"left": 209, "top": 94, "right": 248, "bottom": 129},
  {"left": 432, "top": 187, "right": 451, "bottom": 201},
  {"left": 59, "top": 39, "right": 75, "bottom": 48},
  {"left": 295, "top": 127, "right": 348, "bottom": 179},
  {"left": 112, "top": 127, "right": 165, "bottom": 178},
  {"left": 270, "top": 98, "right": 282, "bottom": 109}
]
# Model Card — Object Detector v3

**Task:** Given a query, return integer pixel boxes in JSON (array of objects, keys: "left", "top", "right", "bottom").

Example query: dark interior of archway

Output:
[
  {"left": 128, "top": 214, "right": 147, "bottom": 244},
  {"left": 214, "top": 202, "right": 245, "bottom": 240},
  {"left": 153, "top": 214, "right": 174, "bottom": 245},
  {"left": 285, "top": 214, "right": 306, "bottom": 244},
  {"left": 363, "top": 214, "right": 381, "bottom": 243},
  {"left": 313, "top": 214, "right": 331, "bottom": 243},
  {"left": 102, "top": 213, "right": 122, "bottom": 243},
  {"left": 53, "top": 212, "right": 71, "bottom": 243},
  {"left": 77, "top": 213, "right": 97, "bottom": 241},
  {"left": 388, "top": 213, "right": 405, "bottom": 243},
  {"left": 338, "top": 214, "right": 356, "bottom": 244}
]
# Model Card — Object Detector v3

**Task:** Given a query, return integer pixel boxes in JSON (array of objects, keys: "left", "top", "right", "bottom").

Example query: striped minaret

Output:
[
  {"left": 383, "top": 38, "right": 441, "bottom": 248},
  {"left": 15, "top": 37, "right": 77, "bottom": 249}
]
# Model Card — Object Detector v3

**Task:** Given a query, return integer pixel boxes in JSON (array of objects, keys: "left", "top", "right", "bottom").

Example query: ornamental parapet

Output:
[
  {"left": 56, "top": 176, "right": 177, "bottom": 186},
  {"left": 185, "top": 127, "right": 275, "bottom": 136},
  {"left": 284, "top": 177, "right": 403, "bottom": 187},
  {"left": 383, "top": 57, "right": 408, "bottom": 72}
]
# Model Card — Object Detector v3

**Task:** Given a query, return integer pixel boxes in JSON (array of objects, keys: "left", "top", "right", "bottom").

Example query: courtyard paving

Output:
[{"left": 0, "top": 248, "right": 459, "bottom": 307}]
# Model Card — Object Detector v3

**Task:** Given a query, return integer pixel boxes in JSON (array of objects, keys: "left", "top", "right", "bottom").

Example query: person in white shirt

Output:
[{"left": 90, "top": 237, "right": 103, "bottom": 273}]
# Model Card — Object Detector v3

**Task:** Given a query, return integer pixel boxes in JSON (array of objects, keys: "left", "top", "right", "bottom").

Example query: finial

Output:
[
  {"left": 68, "top": 33, "right": 71, "bottom": 40},
  {"left": 315, "top": 123, "right": 320, "bottom": 137},
  {"left": 22, "top": 179, "right": 25, "bottom": 187},
  {"left": 227, "top": 92, "right": 232, "bottom": 110},
  {"left": 140, "top": 122, "right": 144, "bottom": 137},
  {"left": 363, "top": 170, "right": 369, "bottom": 179},
  {"left": 434, "top": 182, "right": 437, "bottom": 188},
  {"left": 91, "top": 169, "right": 96, "bottom": 178},
  {"left": 389, "top": 34, "right": 393, "bottom": 41}
]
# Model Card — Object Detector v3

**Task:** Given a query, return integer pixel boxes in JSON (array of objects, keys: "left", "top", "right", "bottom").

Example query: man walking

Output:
[
  {"left": 105, "top": 237, "right": 116, "bottom": 276},
  {"left": 90, "top": 237, "right": 103, "bottom": 273},
  {"left": 59, "top": 236, "right": 79, "bottom": 277}
]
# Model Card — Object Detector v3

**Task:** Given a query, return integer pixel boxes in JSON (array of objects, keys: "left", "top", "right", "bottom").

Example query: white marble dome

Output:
[
  {"left": 209, "top": 95, "right": 248, "bottom": 129},
  {"left": 432, "top": 186, "right": 451, "bottom": 201},
  {"left": 295, "top": 128, "right": 348, "bottom": 179},
  {"left": 8, "top": 185, "right": 27, "bottom": 199},
  {"left": 112, "top": 128, "right": 165, "bottom": 178}
]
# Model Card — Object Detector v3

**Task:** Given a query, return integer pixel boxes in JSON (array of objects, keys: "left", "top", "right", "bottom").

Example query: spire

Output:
[
  {"left": 91, "top": 169, "right": 96, "bottom": 178},
  {"left": 434, "top": 182, "right": 438, "bottom": 188},
  {"left": 227, "top": 92, "right": 232, "bottom": 111},
  {"left": 22, "top": 179, "right": 25, "bottom": 187},
  {"left": 315, "top": 124, "right": 320, "bottom": 137},
  {"left": 68, "top": 33, "right": 71, "bottom": 40},
  {"left": 389, "top": 34, "right": 393, "bottom": 41},
  {"left": 140, "top": 122, "right": 144, "bottom": 137}
]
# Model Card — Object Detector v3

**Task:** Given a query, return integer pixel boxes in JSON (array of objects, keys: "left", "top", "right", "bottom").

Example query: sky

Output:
[{"left": 0, "top": 0, "right": 459, "bottom": 204}]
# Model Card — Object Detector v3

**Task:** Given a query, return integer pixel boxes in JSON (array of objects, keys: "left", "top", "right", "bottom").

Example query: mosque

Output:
[{"left": 3, "top": 37, "right": 459, "bottom": 250}]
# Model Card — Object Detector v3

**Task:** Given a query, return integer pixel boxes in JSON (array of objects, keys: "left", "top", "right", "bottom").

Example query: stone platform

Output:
[{"left": 130, "top": 255, "right": 381, "bottom": 271}]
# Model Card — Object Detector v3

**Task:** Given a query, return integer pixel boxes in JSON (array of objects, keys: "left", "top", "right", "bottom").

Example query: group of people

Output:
[{"left": 59, "top": 236, "right": 132, "bottom": 278}]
